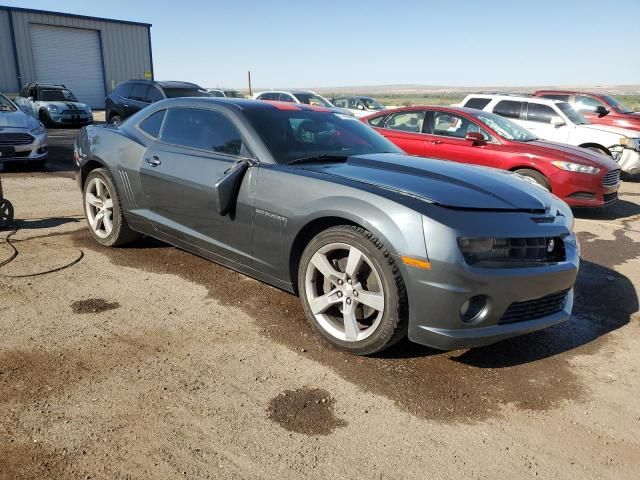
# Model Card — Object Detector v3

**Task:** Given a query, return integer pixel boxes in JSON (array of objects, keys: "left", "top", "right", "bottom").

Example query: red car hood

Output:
[{"left": 510, "top": 139, "right": 620, "bottom": 171}]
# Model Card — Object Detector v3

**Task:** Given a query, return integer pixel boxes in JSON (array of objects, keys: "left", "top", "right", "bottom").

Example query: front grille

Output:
[
  {"left": 568, "top": 192, "right": 595, "bottom": 200},
  {"left": 603, "top": 192, "right": 618, "bottom": 204},
  {"left": 499, "top": 289, "right": 569, "bottom": 324},
  {"left": 0, "top": 133, "right": 34, "bottom": 146},
  {"left": 602, "top": 169, "right": 621, "bottom": 187},
  {"left": 61, "top": 109, "right": 87, "bottom": 115}
]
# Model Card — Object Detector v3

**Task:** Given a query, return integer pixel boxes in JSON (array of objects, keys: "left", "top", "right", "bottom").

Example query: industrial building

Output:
[{"left": 0, "top": 5, "right": 153, "bottom": 108}]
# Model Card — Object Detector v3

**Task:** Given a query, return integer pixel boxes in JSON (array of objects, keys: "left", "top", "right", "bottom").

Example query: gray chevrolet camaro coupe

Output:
[{"left": 74, "top": 98, "right": 580, "bottom": 355}]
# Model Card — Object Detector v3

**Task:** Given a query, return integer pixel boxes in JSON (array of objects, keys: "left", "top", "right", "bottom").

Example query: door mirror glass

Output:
[
  {"left": 550, "top": 116, "right": 565, "bottom": 127},
  {"left": 595, "top": 105, "right": 609, "bottom": 117},
  {"left": 465, "top": 132, "right": 485, "bottom": 144}
]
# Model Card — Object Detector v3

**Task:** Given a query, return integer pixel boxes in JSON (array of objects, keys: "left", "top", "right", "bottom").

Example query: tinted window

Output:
[
  {"left": 114, "top": 83, "right": 133, "bottom": 98},
  {"left": 432, "top": 111, "right": 490, "bottom": 140},
  {"left": 525, "top": 103, "right": 557, "bottom": 123},
  {"left": 129, "top": 84, "right": 149, "bottom": 102},
  {"left": 161, "top": 108, "right": 244, "bottom": 156},
  {"left": 208, "top": 90, "right": 225, "bottom": 97},
  {"left": 385, "top": 111, "right": 425, "bottom": 133},
  {"left": 162, "top": 87, "right": 210, "bottom": 98},
  {"left": 292, "top": 93, "right": 333, "bottom": 108},
  {"left": 573, "top": 95, "right": 606, "bottom": 113},
  {"left": 146, "top": 86, "right": 163, "bottom": 103},
  {"left": 493, "top": 100, "right": 523, "bottom": 119},
  {"left": 243, "top": 108, "right": 401, "bottom": 163},
  {"left": 278, "top": 93, "right": 296, "bottom": 102},
  {"left": 333, "top": 98, "right": 347, "bottom": 108},
  {"left": 368, "top": 115, "right": 388, "bottom": 127},
  {"left": 463, "top": 98, "right": 491, "bottom": 110},
  {"left": 259, "top": 93, "right": 279, "bottom": 101},
  {"left": 540, "top": 94, "right": 570, "bottom": 102},
  {"left": 138, "top": 109, "right": 166, "bottom": 138},
  {"left": 39, "top": 89, "right": 78, "bottom": 102}
]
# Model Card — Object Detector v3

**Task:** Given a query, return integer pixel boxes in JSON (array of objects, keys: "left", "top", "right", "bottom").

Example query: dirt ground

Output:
[{"left": 1, "top": 130, "right": 639, "bottom": 479}]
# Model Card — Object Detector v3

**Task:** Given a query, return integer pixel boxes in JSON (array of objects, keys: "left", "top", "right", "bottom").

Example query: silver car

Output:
[
  {"left": 74, "top": 98, "right": 580, "bottom": 354},
  {"left": 0, "top": 91, "right": 48, "bottom": 167},
  {"left": 15, "top": 82, "right": 93, "bottom": 127}
]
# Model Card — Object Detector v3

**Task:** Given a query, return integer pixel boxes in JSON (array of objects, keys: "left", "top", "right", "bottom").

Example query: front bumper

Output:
[
  {"left": 616, "top": 148, "right": 640, "bottom": 175},
  {"left": 403, "top": 207, "right": 579, "bottom": 350},
  {"left": 50, "top": 111, "right": 93, "bottom": 125},
  {"left": 549, "top": 168, "right": 619, "bottom": 208},
  {"left": 0, "top": 130, "right": 48, "bottom": 162}
]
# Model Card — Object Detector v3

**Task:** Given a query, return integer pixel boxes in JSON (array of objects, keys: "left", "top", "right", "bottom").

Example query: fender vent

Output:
[{"left": 118, "top": 170, "right": 136, "bottom": 208}]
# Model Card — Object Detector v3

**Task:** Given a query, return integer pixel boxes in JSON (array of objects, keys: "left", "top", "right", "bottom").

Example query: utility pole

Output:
[{"left": 247, "top": 70, "right": 252, "bottom": 97}]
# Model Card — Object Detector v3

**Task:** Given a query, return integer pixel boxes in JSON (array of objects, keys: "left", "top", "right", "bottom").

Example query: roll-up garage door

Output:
[{"left": 30, "top": 24, "right": 105, "bottom": 109}]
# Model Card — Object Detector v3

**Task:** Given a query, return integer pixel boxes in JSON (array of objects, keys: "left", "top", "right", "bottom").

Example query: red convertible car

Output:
[{"left": 363, "top": 106, "right": 621, "bottom": 208}]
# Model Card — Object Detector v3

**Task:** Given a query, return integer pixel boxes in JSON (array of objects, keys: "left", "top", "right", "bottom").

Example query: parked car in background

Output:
[
  {"left": 534, "top": 90, "right": 640, "bottom": 132},
  {"left": 253, "top": 89, "right": 354, "bottom": 116},
  {"left": 332, "top": 96, "right": 386, "bottom": 118},
  {"left": 207, "top": 88, "right": 245, "bottom": 98},
  {"left": 75, "top": 97, "right": 579, "bottom": 354},
  {"left": 105, "top": 80, "right": 210, "bottom": 125},
  {"left": 14, "top": 82, "right": 93, "bottom": 127},
  {"left": 363, "top": 106, "right": 620, "bottom": 208},
  {"left": 0, "top": 91, "right": 48, "bottom": 167},
  {"left": 460, "top": 94, "right": 640, "bottom": 175}
]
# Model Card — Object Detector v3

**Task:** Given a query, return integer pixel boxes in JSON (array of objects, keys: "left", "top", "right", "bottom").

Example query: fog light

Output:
[{"left": 460, "top": 295, "right": 489, "bottom": 323}]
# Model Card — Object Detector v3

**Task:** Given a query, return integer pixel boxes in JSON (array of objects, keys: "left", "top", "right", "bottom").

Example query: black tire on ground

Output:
[
  {"left": 109, "top": 115, "right": 122, "bottom": 126},
  {"left": 586, "top": 146, "right": 611, "bottom": 157},
  {"left": 38, "top": 110, "right": 53, "bottom": 128},
  {"left": 514, "top": 168, "right": 551, "bottom": 191},
  {"left": 83, "top": 168, "right": 140, "bottom": 247},
  {"left": 298, "top": 225, "right": 408, "bottom": 355},
  {"left": 0, "top": 198, "right": 14, "bottom": 229}
]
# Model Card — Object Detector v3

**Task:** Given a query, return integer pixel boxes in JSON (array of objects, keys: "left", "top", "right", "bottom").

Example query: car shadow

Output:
[
  {"left": 573, "top": 199, "right": 640, "bottom": 221},
  {"left": 378, "top": 259, "right": 636, "bottom": 366},
  {"left": 11, "top": 217, "right": 81, "bottom": 231}
]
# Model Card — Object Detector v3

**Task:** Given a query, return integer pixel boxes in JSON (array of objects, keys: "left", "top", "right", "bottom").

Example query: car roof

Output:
[
  {"left": 151, "top": 97, "right": 340, "bottom": 113},
  {"left": 366, "top": 105, "right": 482, "bottom": 116},
  {"left": 257, "top": 90, "right": 316, "bottom": 95},
  {"left": 466, "top": 93, "right": 564, "bottom": 105},
  {"left": 124, "top": 80, "right": 202, "bottom": 89}
]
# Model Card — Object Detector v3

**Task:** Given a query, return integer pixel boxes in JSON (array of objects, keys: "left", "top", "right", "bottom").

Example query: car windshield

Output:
[
  {"left": 292, "top": 93, "right": 333, "bottom": 108},
  {"left": 361, "top": 98, "right": 384, "bottom": 110},
  {"left": 39, "top": 89, "right": 78, "bottom": 102},
  {"left": 224, "top": 90, "right": 244, "bottom": 98},
  {"left": 244, "top": 108, "right": 402, "bottom": 163},
  {"left": 602, "top": 95, "right": 633, "bottom": 114},
  {"left": 472, "top": 111, "right": 537, "bottom": 142},
  {"left": 557, "top": 102, "right": 588, "bottom": 125},
  {"left": 164, "top": 88, "right": 211, "bottom": 98},
  {"left": 0, "top": 93, "right": 18, "bottom": 111}
]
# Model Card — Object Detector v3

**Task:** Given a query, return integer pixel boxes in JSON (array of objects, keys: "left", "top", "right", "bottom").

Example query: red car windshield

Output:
[
  {"left": 602, "top": 95, "right": 632, "bottom": 114},
  {"left": 471, "top": 111, "right": 537, "bottom": 142}
]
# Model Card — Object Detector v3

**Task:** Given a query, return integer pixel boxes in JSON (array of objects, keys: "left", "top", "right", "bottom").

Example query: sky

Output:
[{"left": 3, "top": 0, "right": 640, "bottom": 89}]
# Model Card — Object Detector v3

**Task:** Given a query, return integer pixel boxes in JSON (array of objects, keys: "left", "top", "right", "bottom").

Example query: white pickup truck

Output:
[{"left": 459, "top": 94, "right": 640, "bottom": 175}]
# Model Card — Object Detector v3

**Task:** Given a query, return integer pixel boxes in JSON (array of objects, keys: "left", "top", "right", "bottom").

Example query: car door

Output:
[
  {"left": 138, "top": 106, "right": 256, "bottom": 265},
  {"left": 377, "top": 111, "right": 427, "bottom": 155},
  {"left": 422, "top": 110, "right": 496, "bottom": 166},
  {"left": 520, "top": 102, "right": 569, "bottom": 143}
]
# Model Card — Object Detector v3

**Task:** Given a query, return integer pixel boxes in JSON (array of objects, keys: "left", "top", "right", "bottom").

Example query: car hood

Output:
[
  {"left": 580, "top": 122, "right": 639, "bottom": 138},
  {"left": 0, "top": 109, "right": 39, "bottom": 129},
  {"left": 45, "top": 101, "right": 91, "bottom": 112},
  {"left": 514, "top": 140, "right": 621, "bottom": 170},
  {"left": 298, "top": 153, "right": 554, "bottom": 211}
]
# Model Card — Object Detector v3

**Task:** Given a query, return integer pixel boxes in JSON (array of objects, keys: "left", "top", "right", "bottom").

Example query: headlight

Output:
[
  {"left": 620, "top": 137, "right": 640, "bottom": 152},
  {"left": 458, "top": 237, "right": 564, "bottom": 265},
  {"left": 551, "top": 161, "right": 600, "bottom": 175},
  {"left": 31, "top": 124, "right": 46, "bottom": 136},
  {"left": 47, "top": 105, "right": 59, "bottom": 113}
]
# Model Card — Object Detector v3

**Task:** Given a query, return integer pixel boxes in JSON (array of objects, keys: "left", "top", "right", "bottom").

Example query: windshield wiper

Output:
[{"left": 287, "top": 154, "right": 349, "bottom": 165}]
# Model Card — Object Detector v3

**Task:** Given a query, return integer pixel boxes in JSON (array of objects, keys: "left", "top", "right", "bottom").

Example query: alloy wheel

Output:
[
  {"left": 305, "top": 242, "right": 385, "bottom": 342},
  {"left": 85, "top": 177, "right": 114, "bottom": 238}
]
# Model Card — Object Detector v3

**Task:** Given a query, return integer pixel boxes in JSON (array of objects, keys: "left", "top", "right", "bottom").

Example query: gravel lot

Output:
[{"left": 1, "top": 127, "right": 639, "bottom": 479}]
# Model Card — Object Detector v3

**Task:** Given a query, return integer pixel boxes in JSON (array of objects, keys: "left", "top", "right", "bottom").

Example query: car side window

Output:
[
  {"left": 525, "top": 103, "right": 557, "bottom": 123},
  {"left": 384, "top": 112, "right": 425, "bottom": 133},
  {"left": 146, "top": 86, "right": 163, "bottom": 103},
  {"left": 463, "top": 98, "right": 491, "bottom": 110},
  {"left": 493, "top": 100, "right": 524, "bottom": 119},
  {"left": 278, "top": 93, "right": 295, "bottom": 102},
  {"left": 348, "top": 98, "right": 363, "bottom": 109},
  {"left": 368, "top": 115, "right": 388, "bottom": 127},
  {"left": 333, "top": 98, "right": 347, "bottom": 108},
  {"left": 161, "top": 108, "right": 245, "bottom": 156},
  {"left": 129, "top": 84, "right": 149, "bottom": 102},
  {"left": 19, "top": 86, "right": 28, "bottom": 97},
  {"left": 114, "top": 83, "right": 133, "bottom": 98},
  {"left": 432, "top": 111, "right": 490, "bottom": 140},
  {"left": 259, "top": 93, "right": 277, "bottom": 101},
  {"left": 573, "top": 95, "right": 606, "bottom": 113},
  {"left": 138, "top": 109, "right": 166, "bottom": 138}
]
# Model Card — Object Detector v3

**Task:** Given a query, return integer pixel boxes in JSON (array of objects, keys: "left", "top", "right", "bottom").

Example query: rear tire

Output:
[
  {"left": 39, "top": 110, "right": 52, "bottom": 128},
  {"left": 109, "top": 115, "right": 122, "bottom": 126},
  {"left": 83, "top": 168, "right": 140, "bottom": 247},
  {"left": 514, "top": 168, "right": 550, "bottom": 191},
  {"left": 298, "top": 225, "right": 408, "bottom": 355}
]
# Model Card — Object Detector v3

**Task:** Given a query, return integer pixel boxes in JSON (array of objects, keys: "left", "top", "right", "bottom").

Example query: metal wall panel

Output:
[
  {"left": 7, "top": 8, "right": 151, "bottom": 101},
  {"left": 0, "top": 10, "right": 19, "bottom": 93}
]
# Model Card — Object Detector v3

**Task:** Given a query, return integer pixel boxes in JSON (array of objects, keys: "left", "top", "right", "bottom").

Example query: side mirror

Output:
[
  {"left": 595, "top": 105, "right": 609, "bottom": 117},
  {"left": 213, "top": 159, "right": 254, "bottom": 216},
  {"left": 357, "top": 104, "right": 365, "bottom": 110},
  {"left": 550, "top": 116, "right": 565, "bottom": 127},
  {"left": 465, "top": 132, "right": 485, "bottom": 145}
]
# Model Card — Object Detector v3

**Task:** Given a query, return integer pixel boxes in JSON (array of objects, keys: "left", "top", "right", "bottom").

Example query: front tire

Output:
[
  {"left": 39, "top": 110, "right": 53, "bottom": 127},
  {"left": 83, "top": 168, "right": 140, "bottom": 247},
  {"left": 587, "top": 146, "right": 610, "bottom": 157},
  {"left": 109, "top": 115, "right": 122, "bottom": 126},
  {"left": 298, "top": 225, "right": 408, "bottom": 355},
  {"left": 514, "top": 168, "right": 550, "bottom": 191}
]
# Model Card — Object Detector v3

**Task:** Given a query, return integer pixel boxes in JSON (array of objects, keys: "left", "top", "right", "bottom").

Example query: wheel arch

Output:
[
  {"left": 80, "top": 159, "right": 108, "bottom": 189},
  {"left": 578, "top": 143, "right": 611, "bottom": 157},
  {"left": 508, "top": 165, "right": 552, "bottom": 192}
]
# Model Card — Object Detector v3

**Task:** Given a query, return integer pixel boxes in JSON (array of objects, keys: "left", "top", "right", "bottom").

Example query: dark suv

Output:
[{"left": 105, "top": 80, "right": 210, "bottom": 125}]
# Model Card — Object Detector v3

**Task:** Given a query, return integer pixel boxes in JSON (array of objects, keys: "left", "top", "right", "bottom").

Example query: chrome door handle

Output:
[
  {"left": 145, "top": 156, "right": 161, "bottom": 166},
  {"left": 431, "top": 140, "right": 443, "bottom": 145}
]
